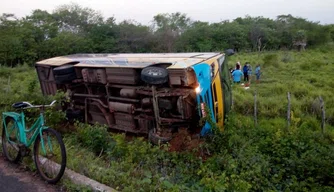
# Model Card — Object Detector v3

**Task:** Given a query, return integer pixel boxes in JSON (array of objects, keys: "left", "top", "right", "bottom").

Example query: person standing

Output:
[
  {"left": 243, "top": 63, "right": 249, "bottom": 82},
  {"left": 232, "top": 65, "right": 243, "bottom": 83},
  {"left": 255, "top": 64, "right": 261, "bottom": 83},
  {"left": 247, "top": 63, "right": 252, "bottom": 83},
  {"left": 236, "top": 61, "right": 241, "bottom": 70}
]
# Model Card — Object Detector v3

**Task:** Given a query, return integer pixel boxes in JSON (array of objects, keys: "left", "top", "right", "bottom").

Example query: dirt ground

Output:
[
  {"left": 0, "top": 156, "right": 62, "bottom": 192},
  {"left": 168, "top": 128, "right": 203, "bottom": 152}
]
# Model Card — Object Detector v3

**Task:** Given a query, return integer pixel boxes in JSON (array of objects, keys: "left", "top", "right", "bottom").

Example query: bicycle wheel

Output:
[
  {"left": 33, "top": 128, "right": 66, "bottom": 184},
  {"left": 2, "top": 117, "right": 21, "bottom": 163}
]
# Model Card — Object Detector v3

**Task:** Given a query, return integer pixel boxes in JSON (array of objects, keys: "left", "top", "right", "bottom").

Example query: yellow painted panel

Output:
[{"left": 211, "top": 68, "right": 224, "bottom": 129}]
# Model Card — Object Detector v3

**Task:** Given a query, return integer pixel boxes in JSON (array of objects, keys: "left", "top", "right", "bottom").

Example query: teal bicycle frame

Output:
[{"left": 2, "top": 110, "right": 49, "bottom": 155}]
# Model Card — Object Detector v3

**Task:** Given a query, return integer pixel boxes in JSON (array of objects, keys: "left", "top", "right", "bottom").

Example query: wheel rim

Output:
[
  {"left": 35, "top": 130, "right": 64, "bottom": 181},
  {"left": 2, "top": 119, "right": 20, "bottom": 161},
  {"left": 147, "top": 69, "right": 163, "bottom": 76}
]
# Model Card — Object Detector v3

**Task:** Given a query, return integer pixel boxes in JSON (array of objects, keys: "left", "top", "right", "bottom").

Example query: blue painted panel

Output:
[{"left": 192, "top": 63, "right": 216, "bottom": 136}]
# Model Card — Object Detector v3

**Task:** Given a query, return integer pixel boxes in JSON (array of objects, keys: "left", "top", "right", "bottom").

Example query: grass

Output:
[
  {"left": 0, "top": 48, "right": 334, "bottom": 191},
  {"left": 229, "top": 49, "right": 334, "bottom": 126}
]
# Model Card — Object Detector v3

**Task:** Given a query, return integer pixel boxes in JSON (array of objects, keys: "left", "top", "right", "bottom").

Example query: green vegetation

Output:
[
  {"left": 1, "top": 3, "right": 334, "bottom": 191},
  {"left": 1, "top": 3, "right": 334, "bottom": 67},
  {"left": 0, "top": 48, "right": 333, "bottom": 191}
]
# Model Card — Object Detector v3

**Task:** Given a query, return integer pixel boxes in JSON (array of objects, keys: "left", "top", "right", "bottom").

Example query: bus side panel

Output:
[
  {"left": 211, "top": 73, "right": 224, "bottom": 127},
  {"left": 35, "top": 65, "right": 57, "bottom": 95}
]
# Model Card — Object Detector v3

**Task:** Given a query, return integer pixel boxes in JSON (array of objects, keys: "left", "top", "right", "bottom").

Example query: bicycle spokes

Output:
[
  {"left": 34, "top": 128, "right": 66, "bottom": 184},
  {"left": 2, "top": 117, "right": 21, "bottom": 163}
]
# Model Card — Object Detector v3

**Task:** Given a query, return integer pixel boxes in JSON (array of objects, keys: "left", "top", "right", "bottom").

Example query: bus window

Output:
[
  {"left": 213, "top": 83, "right": 217, "bottom": 101},
  {"left": 212, "top": 83, "right": 218, "bottom": 121}
]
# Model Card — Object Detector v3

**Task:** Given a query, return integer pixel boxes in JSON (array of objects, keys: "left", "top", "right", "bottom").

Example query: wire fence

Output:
[{"left": 252, "top": 91, "right": 326, "bottom": 134}]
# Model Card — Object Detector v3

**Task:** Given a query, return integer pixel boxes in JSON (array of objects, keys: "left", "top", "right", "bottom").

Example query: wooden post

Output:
[
  {"left": 254, "top": 90, "right": 257, "bottom": 127},
  {"left": 319, "top": 96, "right": 325, "bottom": 134},
  {"left": 287, "top": 92, "right": 291, "bottom": 129}
]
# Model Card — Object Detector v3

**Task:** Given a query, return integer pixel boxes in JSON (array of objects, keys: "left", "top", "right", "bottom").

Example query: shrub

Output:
[
  {"left": 263, "top": 54, "right": 280, "bottom": 68},
  {"left": 281, "top": 52, "right": 294, "bottom": 63},
  {"left": 76, "top": 122, "right": 114, "bottom": 156}
]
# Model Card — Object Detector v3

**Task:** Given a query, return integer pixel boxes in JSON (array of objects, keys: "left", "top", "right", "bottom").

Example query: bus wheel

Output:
[
  {"left": 148, "top": 129, "right": 172, "bottom": 145},
  {"left": 141, "top": 67, "right": 168, "bottom": 85}
]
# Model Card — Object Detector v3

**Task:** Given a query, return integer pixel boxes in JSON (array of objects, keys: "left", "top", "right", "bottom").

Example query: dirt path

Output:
[{"left": 0, "top": 156, "right": 61, "bottom": 192}]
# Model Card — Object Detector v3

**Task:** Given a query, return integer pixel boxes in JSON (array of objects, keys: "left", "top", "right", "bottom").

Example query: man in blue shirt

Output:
[
  {"left": 232, "top": 66, "right": 243, "bottom": 83},
  {"left": 243, "top": 63, "right": 249, "bottom": 82},
  {"left": 255, "top": 64, "right": 261, "bottom": 83}
]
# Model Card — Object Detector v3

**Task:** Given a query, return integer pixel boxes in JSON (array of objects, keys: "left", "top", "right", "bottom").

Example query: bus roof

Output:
[{"left": 35, "top": 52, "right": 223, "bottom": 69}]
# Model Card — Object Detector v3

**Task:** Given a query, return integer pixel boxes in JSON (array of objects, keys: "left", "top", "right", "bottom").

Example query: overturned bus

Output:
[{"left": 35, "top": 52, "right": 233, "bottom": 143}]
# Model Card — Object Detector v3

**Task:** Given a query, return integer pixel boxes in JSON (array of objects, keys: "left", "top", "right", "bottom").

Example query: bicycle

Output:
[{"left": 1, "top": 100, "right": 66, "bottom": 184}]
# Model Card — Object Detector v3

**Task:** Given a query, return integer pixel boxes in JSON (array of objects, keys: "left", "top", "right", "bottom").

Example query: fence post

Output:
[
  {"left": 254, "top": 90, "right": 257, "bottom": 127},
  {"left": 287, "top": 92, "right": 291, "bottom": 129},
  {"left": 319, "top": 96, "right": 326, "bottom": 134}
]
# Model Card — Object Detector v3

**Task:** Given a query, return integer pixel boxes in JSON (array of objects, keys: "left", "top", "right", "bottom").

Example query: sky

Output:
[{"left": 1, "top": 0, "right": 334, "bottom": 25}]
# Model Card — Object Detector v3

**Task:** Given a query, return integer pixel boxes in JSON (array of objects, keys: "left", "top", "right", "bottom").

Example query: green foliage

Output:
[
  {"left": 1, "top": 13, "right": 334, "bottom": 190},
  {"left": 263, "top": 53, "right": 280, "bottom": 68},
  {"left": 1, "top": 5, "right": 333, "bottom": 65},
  {"left": 76, "top": 122, "right": 113, "bottom": 155}
]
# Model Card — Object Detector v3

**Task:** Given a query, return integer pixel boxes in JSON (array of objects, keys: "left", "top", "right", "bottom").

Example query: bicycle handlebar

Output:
[{"left": 22, "top": 100, "right": 57, "bottom": 109}]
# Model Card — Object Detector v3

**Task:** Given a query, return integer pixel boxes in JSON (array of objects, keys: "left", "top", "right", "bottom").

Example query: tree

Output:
[
  {"left": 0, "top": 13, "right": 24, "bottom": 66},
  {"left": 114, "top": 20, "right": 154, "bottom": 53},
  {"left": 52, "top": 3, "right": 103, "bottom": 34},
  {"left": 152, "top": 12, "right": 191, "bottom": 52},
  {"left": 177, "top": 21, "right": 214, "bottom": 52}
]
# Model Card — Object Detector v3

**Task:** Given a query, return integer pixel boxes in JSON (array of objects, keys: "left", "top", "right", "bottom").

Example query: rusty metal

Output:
[
  {"left": 85, "top": 99, "right": 114, "bottom": 126},
  {"left": 35, "top": 66, "right": 58, "bottom": 95},
  {"left": 136, "top": 88, "right": 193, "bottom": 97},
  {"left": 82, "top": 68, "right": 92, "bottom": 83},
  {"left": 95, "top": 69, "right": 107, "bottom": 84},
  {"left": 159, "top": 117, "right": 188, "bottom": 123},
  {"left": 169, "top": 113, "right": 183, "bottom": 118},
  {"left": 106, "top": 68, "right": 139, "bottom": 85},
  {"left": 85, "top": 98, "right": 88, "bottom": 123},
  {"left": 141, "top": 98, "right": 152, "bottom": 108},
  {"left": 151, "top": 85, "right": 161, "bottom": 132},
  {"left": 156, "top": 89, "right": 193, "bottom": 97},
  {"left": 158, "top": 99, "right": 173, "bottom": 110},
  {"left": 120, "top": 89, "right": 137, "bottom": 98},
  {"left": 106, "top": 83, "right": 147, "bottom": 90},
  {"left": 73, "top": 93, "right": 104, "bottom": 98},
  {"left": 108, "top": 96, "right": 140, "bottom": 103},
  {"left": 177, "top": 95, "right": 195, "bottom": 119},
  {"left": 137, "top": 119, "right": 151, "bottom": 133},
  {"left": 134, "top": 114, "right": 155, "bottom": 121},
  {"left": 114, "top": 112, "right": 136, "bottom": 129},
  {"left": 89, "top": 98, "right": 109, "bottom": 109},
  {"left": 109, "top": 124, "right": 147, "bottom": 134},
  {"left": 134, "top": 108, "right": 152, "bottom": 113},
  {"left": 109, "top": 102, "right": 135, "bottom": 114},
  {"left": 82, "top": 68, "right": 107, "bottom": 84},
  {"left": 136, "top": 89, "right": 152, "bottom": 96},
  {"left": 168, "top": 68, "right": 197, "bottom": 87}
]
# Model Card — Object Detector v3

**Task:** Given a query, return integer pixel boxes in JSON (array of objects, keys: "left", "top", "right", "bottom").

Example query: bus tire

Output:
[
  {"left": 53, "top": 65, "right": 75, "bottom": 76},
  {"left": 141, "top": 67, "right": 168, "bottom": 85},
  {"left": 148, "top": 129, "right": 172, "bottom": 145},
  {"left": 55, "top": 73, "right": 76, "bottom": 84}
]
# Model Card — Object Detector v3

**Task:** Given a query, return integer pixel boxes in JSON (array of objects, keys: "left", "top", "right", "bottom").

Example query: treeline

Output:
[{"left": 0, "top": 3, "right": 333, "bottom": 66}]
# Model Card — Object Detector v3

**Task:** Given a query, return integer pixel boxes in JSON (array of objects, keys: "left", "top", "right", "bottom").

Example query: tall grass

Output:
[
  {"left": 230, "top": 49, "right": 334, "bottom": 127},
  {"left": 0, "top": 49, "right": 333, "bottom": 191}
]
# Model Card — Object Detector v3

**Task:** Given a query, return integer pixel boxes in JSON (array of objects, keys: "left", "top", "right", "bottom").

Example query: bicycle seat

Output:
[{"left": 12, "top": 102, "right": 30, "bottom": 109}]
